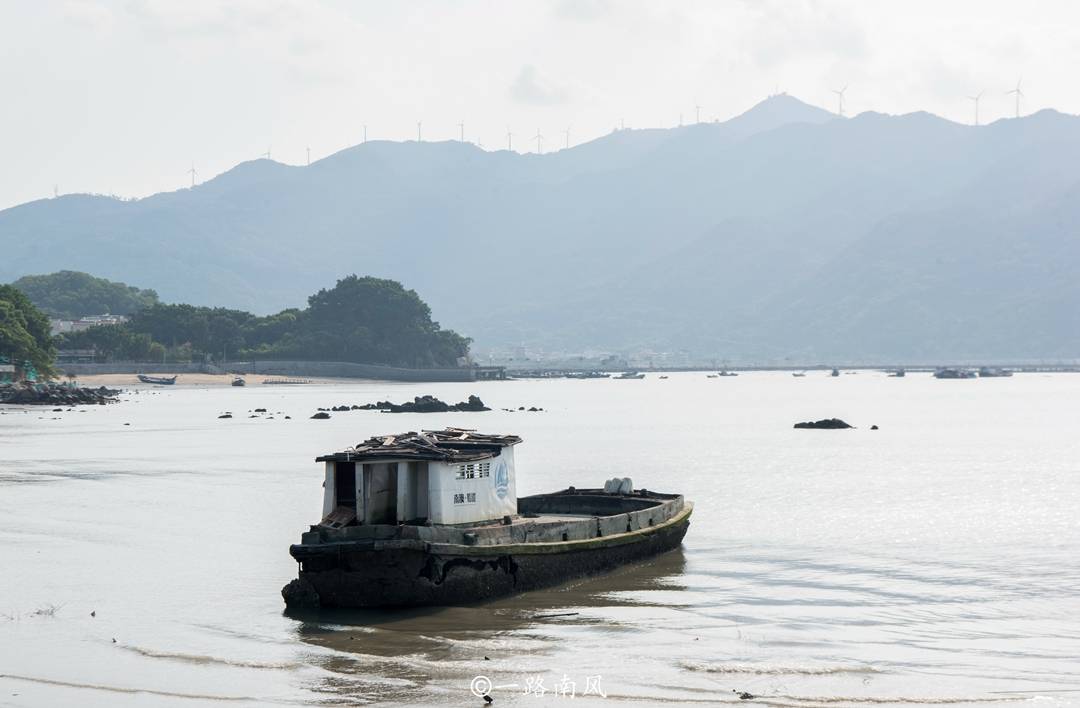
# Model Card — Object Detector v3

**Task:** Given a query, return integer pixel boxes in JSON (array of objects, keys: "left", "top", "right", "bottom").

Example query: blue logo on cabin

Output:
[{"left": 494, "top": 461, "right": 510, "bottom": 499}]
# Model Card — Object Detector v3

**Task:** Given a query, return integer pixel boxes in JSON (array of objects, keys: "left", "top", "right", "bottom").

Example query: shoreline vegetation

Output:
[{"left": 4, "top": 272, "right": 470, "bottom": 374}]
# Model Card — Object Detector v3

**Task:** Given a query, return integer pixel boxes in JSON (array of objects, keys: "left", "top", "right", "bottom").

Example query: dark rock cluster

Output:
[
  {"left": 318, "top": 394, "right": 491, "bottom": 414},
  {"left": 1, "top": 382, "right": 120, "bottom": 406},
  {"left": 793, "top": 418, "right": 853, "bottom": 429}
]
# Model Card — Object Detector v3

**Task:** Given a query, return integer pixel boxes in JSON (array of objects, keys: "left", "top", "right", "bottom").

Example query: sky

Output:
[{"left": 1, "top": 0, "right": 1077, "bottom": 210}]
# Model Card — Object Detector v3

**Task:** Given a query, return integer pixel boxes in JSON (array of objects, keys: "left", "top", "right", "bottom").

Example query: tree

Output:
[
  {"left": 11, "top": 271, "right": 159, "bottom": 319},
  {"left": 0, "top": 285, "right": 57, "bottom": 378}
]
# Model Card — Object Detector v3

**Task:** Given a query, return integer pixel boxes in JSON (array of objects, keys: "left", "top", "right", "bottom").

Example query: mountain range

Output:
[{"left": 3, "top": 94, "right": 1079, "bottom": 362}]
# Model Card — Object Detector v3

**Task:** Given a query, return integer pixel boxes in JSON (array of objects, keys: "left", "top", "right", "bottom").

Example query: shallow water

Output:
[{"left": 1, "top": 372, "right": 1079, "bottom": 707}]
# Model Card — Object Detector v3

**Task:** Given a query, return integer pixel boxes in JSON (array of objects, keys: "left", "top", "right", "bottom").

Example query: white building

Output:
[{"left": 316, "top": 428, "right": 521, "bottom": 526}]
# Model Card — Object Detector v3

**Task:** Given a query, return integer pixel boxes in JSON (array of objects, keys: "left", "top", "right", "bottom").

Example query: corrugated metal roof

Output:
[{"left": 316, "top": 427, "right": 522, "bottom": 463}]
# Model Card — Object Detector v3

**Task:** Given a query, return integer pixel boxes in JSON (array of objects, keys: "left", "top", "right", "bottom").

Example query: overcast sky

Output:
[{"left": 1, "top": 0, "right": 1077, "bottom": 209}]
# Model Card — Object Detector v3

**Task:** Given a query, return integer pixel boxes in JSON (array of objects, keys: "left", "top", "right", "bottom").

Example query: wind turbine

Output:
[
  {"left": 188, "top": 163, "right": 196, "bottom": 187},
  {"left": 695, "top": 104, "right": 702, "bottom": 123},
  {"left": 967, "top": 91, "right": 984, "bottom": 126},
  {"left": 506, "top": 126, "right": 513, "bottom": 151},
  {"left": 534, "top": 128, "right": 544, "bottom": 154},
  {"left": 563, "top": 125, "right": 571, "bottom": 149},
  {"left": 417, "top": 121, "right": 422, "bottom": 142},
  {"left": 832, "top": 86, "right": 848, "bottom": 116},
  {"left": 363, "top": 124, "right": 367, "bottom": 143},
  {"left": 1006, "top": 79, "right": 1024, "bottom": 118},
  {"left": 53, "top": 184, "right": 58, "bottom": 198},
  {"left": 306, "top": 146, "right": 311, "bottom": 166},
  {"left": 458, "top": 121, "right": 465, "bottom": 142}
]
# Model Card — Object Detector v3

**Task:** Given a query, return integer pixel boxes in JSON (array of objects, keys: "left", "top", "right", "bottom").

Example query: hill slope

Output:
[{"left": 4, "top": 95, "right": 1078, "bottom": 360}]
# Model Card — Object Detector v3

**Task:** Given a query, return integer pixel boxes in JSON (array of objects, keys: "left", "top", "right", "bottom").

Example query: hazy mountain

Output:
[{"left": 3, "top": 94, "right": 1079, "bottom": 361}]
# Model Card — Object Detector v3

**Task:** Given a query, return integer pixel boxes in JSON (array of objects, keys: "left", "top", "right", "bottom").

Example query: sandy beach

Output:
[{"left": 72, "top": 373, "right": 343, "bottom": 387}]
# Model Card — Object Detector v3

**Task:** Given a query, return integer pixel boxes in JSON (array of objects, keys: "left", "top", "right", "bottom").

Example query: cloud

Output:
[
  {"left": 551, "top": 0, "right": 611, "bottom": 22},
  {"left": 509, "top": 64, "right": 569, "bottom": 105},
  {"left": 61, "top": 0, "right": 115, "bottom": 30}
]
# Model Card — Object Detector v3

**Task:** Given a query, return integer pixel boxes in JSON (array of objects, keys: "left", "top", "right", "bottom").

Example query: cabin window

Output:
[{"left": 455, "top": 462, "right": 491, "bottom": 479}]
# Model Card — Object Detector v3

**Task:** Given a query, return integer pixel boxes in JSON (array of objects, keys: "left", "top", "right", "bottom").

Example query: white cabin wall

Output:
[
  {"left": 426, "top": 451, "right": 518, "bottom": 524},
  {"left": 322, "top": 462, "right": 335, "bottom": 518}
]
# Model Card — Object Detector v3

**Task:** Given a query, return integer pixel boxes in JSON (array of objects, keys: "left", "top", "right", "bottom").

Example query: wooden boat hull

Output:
[{"left": 283, "top": 503, "right": 691, "bottom": 608}]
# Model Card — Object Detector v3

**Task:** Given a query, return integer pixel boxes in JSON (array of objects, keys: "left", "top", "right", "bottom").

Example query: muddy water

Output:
[{"left": 1, "top": 372, "right": 1079, "bottom": 706}]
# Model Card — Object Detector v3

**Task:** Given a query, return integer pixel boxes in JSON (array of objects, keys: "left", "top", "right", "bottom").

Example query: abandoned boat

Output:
[
  {"left": 282, "top": 428, "right": 692, "bottom": 609},
  {"left": 137, "top": 374, "right": 176, "bottom": 385}
]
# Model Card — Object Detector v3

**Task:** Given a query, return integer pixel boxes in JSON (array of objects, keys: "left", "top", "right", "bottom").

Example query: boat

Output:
[
  {"left": 137, "top": 374, "right": 176, "bottom": 385},
  {"left": 615, "top": 371, "right": 645, "bottom": 379},
  {"left": 934, "top": 368, "right": 977, "bottom": 379},
  {"left": 231, "top": 377, "right": 246, "bottom": 387},
  {"left": 706, "top": 374, "right": 719, "bottom": 378},
  {"left": 978, "top": 367, "right": 1013, "bottom": 378},
  {"left": 831, "top": 368, "right": 840, "bottom": 377},
  {"left": 791, "top": 372, "right": 806, "bottom": 377},
  {"left": 281, "top": 428, "right": 692, "bottom": 609},
  {"left": 888, "top": 368, "right": 906, "bottom": 377},
  {"left": 565, "top": 371, "right": 610, "bottom": 379},
  {"left": 717, "top": 370, "right": 739, "bottom": 377},
  {"left": 262, "top": 378, "right": 312, "bottom": 385}
]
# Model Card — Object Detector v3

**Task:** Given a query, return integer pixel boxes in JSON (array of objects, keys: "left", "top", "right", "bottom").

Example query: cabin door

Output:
[
  {"left": 334, "top": 462, "right": 357, "bottom": 511},
  {"left": 365, "top": 463, "right": 398, "bottom": 524}
]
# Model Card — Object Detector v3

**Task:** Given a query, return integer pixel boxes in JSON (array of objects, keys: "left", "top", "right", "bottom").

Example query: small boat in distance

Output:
[
  {"left": 978, "top": 367, "right": 1014, "bottom": 378},
  {"left": 137, "top": 374, "right": 177, "bottom": 385},
  {"left": 717, "top": 370, "right": 739, "bottom": 377},
  {"left": 792, "top": 371, "right": 806, "bottom": 377},
  {"left": 231, "top": 377, "right": 246, "bottom": 387},
  {"left": 889, "top": 368, "right": 906, "bottom": 377},
  {"left": 934, "top": 368, "right": 977, "bottom": 379},
  {"left": 831, "top": 368, "right": 840, "bottom": 377},
  {"left": 281, "top": 428, "right": 692, "bottom": 608},
  {"left": 565, "top": 371, "right": 610, "bottom": 379},
  {"left": 615, "top": 371, "right": 645, "bottom": 379}
]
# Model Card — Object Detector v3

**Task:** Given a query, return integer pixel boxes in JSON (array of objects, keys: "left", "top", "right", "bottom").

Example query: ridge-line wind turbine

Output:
[
  {"left": 1006, "top": 79, "right": 1024, "bottom": 118},
  {"left": 458, "top": 121, "right": 465, "bottom": 142},
  {"left": 563, "top": 125, "right": 571, "bottom": 149},
  {"left": 506, "top": 126, "right": 513, "bottom": 151},
  {"left": 967, "top": 91, "right": 984, "bottom": 126},
  {"left": 695, "top": 104, "right": 702, "bottom": 123},
  {"left": 417, "top": 122, "right": 422, "bottom": 142},
  {"left": 534, "top": 128, "right": 544, "bottom": 154},
  {"left": 832, "top": 86, "right": 848, "bottom": 116},
  {"left": 188, "top": 164, "right": 196, "bottom": 187},
  {"left": 306, "top": 146, "right": 311, "bottom": 166}
]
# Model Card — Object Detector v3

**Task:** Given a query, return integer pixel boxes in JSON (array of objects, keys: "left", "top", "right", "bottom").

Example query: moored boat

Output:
[
  {"left": 281, "top": 428, "right": 692, "bottom": 609},
  {"left": 934, "top": 368, "right": 977, "bottom": 379},
  {"left": 978, "top": 367, "right": 1013, "bottom": 378},
  {"left": 231, "top": 376, "right": 246, "bottom": 387},
  {"left": 614, "top": 371, "right": 645, "bottom": 379},
  {"left": 136, "top": 374, "right": 177, "bottom": 385}
]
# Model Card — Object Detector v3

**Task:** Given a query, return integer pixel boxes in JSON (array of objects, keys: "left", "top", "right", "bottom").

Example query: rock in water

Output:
[
  {"left": 794, "top": 418, "right": 853, "bottom": 429},
  {"left": 310, "top": 411, "right": 331, "bottom": 420}
]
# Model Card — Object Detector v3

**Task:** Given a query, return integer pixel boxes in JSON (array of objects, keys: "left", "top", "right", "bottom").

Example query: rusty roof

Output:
[{"left": 316, "top": 427, "right": 522, "bottom": 464}]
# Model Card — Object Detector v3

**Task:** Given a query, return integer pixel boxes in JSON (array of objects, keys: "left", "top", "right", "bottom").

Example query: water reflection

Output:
[{"left": 287, "top": 549, "right": 688, "bottom": 701}]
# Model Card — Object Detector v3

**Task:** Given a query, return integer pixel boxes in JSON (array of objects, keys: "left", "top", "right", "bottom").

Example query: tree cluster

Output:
[
  {"left": 0, "top": 285, "right": 56, "bottom": 378},
  {"left": 55, "top": 275, "right": 470, "bottom": 368},
  {"left": 12, "top": 270, "right": 159, "bottom": 319}
]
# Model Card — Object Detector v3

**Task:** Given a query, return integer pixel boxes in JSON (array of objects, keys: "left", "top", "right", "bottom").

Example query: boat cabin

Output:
[{"left": 315, "top": 428, "right": 522, "bottom": 527}]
